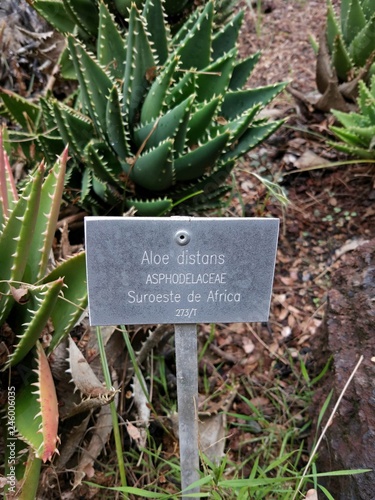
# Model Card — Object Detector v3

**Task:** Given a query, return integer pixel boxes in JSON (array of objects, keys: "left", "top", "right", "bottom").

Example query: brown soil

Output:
[{"left": 208, "top": 0, "right": 375, "bottom": 490}]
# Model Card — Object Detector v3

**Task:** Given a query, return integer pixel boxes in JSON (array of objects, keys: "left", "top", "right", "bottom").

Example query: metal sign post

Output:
[
  {"left": 174, "top": 324, "right": 200, "bottom": 496},
  {"left": 85, "top": 217, "right": 279, "bottom": 497}
]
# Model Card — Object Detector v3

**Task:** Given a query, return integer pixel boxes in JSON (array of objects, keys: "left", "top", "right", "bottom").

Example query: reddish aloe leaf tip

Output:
[{"left": 35, "top": 341, "right": 59, "bottom": 462}]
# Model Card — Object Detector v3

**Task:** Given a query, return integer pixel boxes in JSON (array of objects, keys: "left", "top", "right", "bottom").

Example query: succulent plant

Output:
[
  {"left": 25, "top": 0, "right": 237, "bottom": 79},
  {"left": 28, "top": 0, "right": 236, "bottom": 34},
  {"left": 3, "top": 0, "right": 286, "bottom": 216},
  {"left": 0, "top": 137, "right": 88, "bottom": 495},
  {"left": 0, "top": 142, "right": 87, "bottom": 366},
  {"left": 315, "top": 0, "right": 375, "bottom": 111},
  {"left": 329, "top": 75, "right": 375, "bottom": 159}
]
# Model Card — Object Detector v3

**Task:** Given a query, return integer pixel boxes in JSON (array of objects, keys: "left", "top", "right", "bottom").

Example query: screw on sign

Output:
[{"left": 85, "top": 216, "right": 279, "bottom": 498}]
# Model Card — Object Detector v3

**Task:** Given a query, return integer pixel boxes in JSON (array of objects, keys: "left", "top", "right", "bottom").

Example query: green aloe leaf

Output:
[
  {"left": 358, "top": 79, "right": 375, "bottom": 120},
  {"left": 221, "top": 82, "right": 287, "bottom": 119},
  {"left": 326, "top": 0, "right": 342, "bottom": 52},
  {"left": 186, "top": 96, "right": 222, "bottom": 145},
  {"left": 134, "top": 96, "right": 194, "bottom": 152},
  {"left": 342, "top": 0, "right": 366, "bottom": 46},
  {"left": 369, "top": 73, "right": 375, "bottom": 94},
  {"left": 212, "top": 10, "right": 244, "bottom": 59},
  {"left": 173, "top": 98, "right": 194, "bottom": 156},
  {"left": 84, "top": 140, "right": 124, "bottom": 186},
  {"left": 36, "top": 134, "right": 65, "bottom": 165},
  {"left": 229, "top": 52, "right": 261, "bottom": 91},
  {"left": 173, "top": 160, "right": 235, "bottom": 201},
  {"left": 183, "top": 185, "right": 232, "bottom": 212},
  {"left": 340, "top": 0, "right": 351, "bottom": 32},
  {"left": 217, "top": 103, "right": 262, "bottom": 141},
  {"left": 349, "top": 13, "right": 375, "bottom": 67},
  {"left": 13, "top": 449, "right": 42, "bottom": 500},
  {"left": 44, "top": 252, "right": 88, "bottom": 353},
  {"left": 165, "top": 71, "right": 196, "bottom": 107},
  {"left": 122, "top": 4, "right": 156, "bottom": 124},
  {"left": 329, "top": 74, "right": 375, "bottom": 159},
  {"left": 130, "top": 140, "right": 175, "bottom": 190},
  {"left": 223, "top": 120, "right": 284, "bottom": 160},
  {"left": 174, "top": 132, "right": 230, "bottom": 181},
  {"left": 59, "top": 46, "right": 76, "bottom": 79},
  {"left": 81, "top": 168, "right": 93, "bottom": 204},
  {"left": 7, "top": 279, "right": 64, "bottom": 367},
  {"left": 140, "top": 56, "right": 180, "bottom": 124},
  {"left": 125, "top": 197, "right": 173, "bottom": 216},
  {"left": 348, "top": 123, "right": 375, "bottom": 141},
  {"left": 52, "top": 101, "right": 95, "bottom": 157},
  {"left": 0, "top": 89, "right": 40, "bottom": 130},
  {"left": 114, "top": 0, "right": 143, "bottom": 16},
  {"left": 361, "top": 0, "right": 373, "bottom": 18},
  {"left": 63, "top": 0, "right": 99, "bottom": 37},
  {"left": 331, "top": 109, "right": 368, "bottom": 128},
  {"left": 106, "top": 86, "right": 131, "bottom": 159},
  {"left": 39, "top": 97, "right": 58, "bottom": 132},
  {"left": 26, "top": 0, "right": 76, "bottom": 33},
  {"left": 327, "top": 140, "right": 375, "bottom": 158},
  {"left": 97, "top": 2, "right": 126, "bottom": 80},
  {"left": 91, "top": 174, "right": 120, "bottom": 205},
  {"left": 23, "top": 147, "right": 68, "bottom": 284},
  {"left": 332, "top": 34, "right": 354, "bottom": 80},
  {"left": 173, "top": 1, "right": 213, "bottom": 71},
  {"left": 67, "top": 37, "right": 114, "bottom": 136},
  {"left": 195, "top": 49, "right": 236, "bottom": 102},
  {"left": 330, "top": 125, "right": 367, "bottom": 147},
  {"left": 0, "top": 166, "right": 44, "bottom": 323},
  {"left": 143, "top": 0, "right": 170, "bottom": 65}
]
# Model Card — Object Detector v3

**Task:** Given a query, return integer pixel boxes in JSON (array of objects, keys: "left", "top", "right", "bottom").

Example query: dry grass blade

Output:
[{"left": 292, "top": 355, "right": 364, "bottom": 500}]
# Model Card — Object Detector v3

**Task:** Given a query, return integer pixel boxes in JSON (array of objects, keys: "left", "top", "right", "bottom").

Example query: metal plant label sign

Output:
[
  {"left": 85, "top": 216, "right": 279, "bottom": 498},
  {"left": 85, "top": 217, "right": 279, "bottom": 326}
]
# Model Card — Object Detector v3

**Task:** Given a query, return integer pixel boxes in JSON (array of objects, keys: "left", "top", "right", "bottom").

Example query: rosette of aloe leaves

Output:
[{"left": 2, "top": 0, "right": 286, "bottom": 215}]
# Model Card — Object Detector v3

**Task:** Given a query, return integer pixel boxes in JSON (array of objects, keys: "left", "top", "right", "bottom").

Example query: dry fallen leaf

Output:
[
  {"left": 67, "top": 336, "right": 114, "bottom": 399},
  {"left": 10, "top": 285, "right": 29, "bottom": 304},
  {"left": 281, "top": 326, "right": 292, "bottom": 338},
  {"left": 249, "top": 397, "right": 269, "bottom": 408},
  {"left": 126, "top": 420, "right": 142, "bottom": 443},
  {"left": 294, "top": 150, "right": 331, "bottom": 170},
  {"left": 242, "top": 337, "right": 255, "bottom": 354},
  {"left": 198, "top": 413, "right": 226, "bottom": 463},
  {"left": 335, "top": 238, "right": 368, "bottom": 259},
  {"left": 73, "top": 390, "right": 118, "bottom": 489}
]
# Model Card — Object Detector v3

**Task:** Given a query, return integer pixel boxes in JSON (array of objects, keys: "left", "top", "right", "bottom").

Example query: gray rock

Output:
[{"left": 311, "top": 239, "right": 375, "bottom": 500}]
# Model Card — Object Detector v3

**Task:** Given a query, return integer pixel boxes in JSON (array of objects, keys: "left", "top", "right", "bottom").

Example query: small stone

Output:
[
  {"left": 281, "top": 326, "right": 292, "bottom": 338},
  {"left": 329, "top": 197, "right": 338, "bottom": 206}
]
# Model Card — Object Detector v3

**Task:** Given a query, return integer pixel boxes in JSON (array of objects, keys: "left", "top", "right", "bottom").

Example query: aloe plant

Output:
[
  {"left": 25, "top": 0, "right": 236, "bottom": 79},
  {"left": 28, "top": 0, "right": 236, "bottom": 36},
  {"left": 3, "top": 0, "right": 286, "bottom": 215},
  {"left": 329, "top": 75, "right": 375, "bottom": 158},
  {"left": 0, "top": 136, "right": 87, "bottom": 495},
  {"left": 0, "top": 142, "right": 87, "bottom": 366},
  {"left": 316, "top": 0, "right": 375, "bottom": 111}
]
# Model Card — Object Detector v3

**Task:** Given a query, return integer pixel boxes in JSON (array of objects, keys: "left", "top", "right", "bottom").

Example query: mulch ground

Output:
[{"left": 201, "top": 0, "right": 375, "bottom": 459}]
